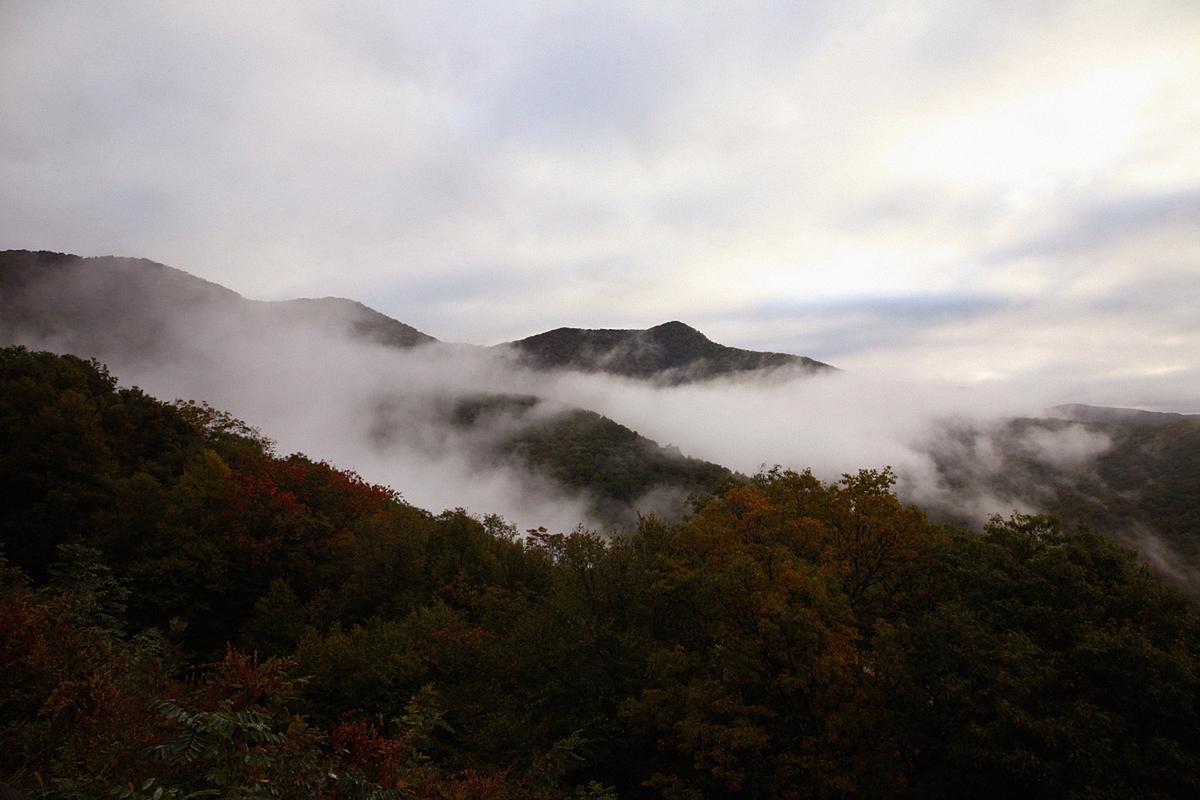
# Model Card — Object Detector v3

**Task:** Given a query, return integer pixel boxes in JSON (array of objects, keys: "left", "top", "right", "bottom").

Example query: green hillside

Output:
[
  {"left": 926, "top": 416, "right": 1200, "bottom": 593},
  {"left": 442, "top": 392, "right": 736, "bottom": 524}
]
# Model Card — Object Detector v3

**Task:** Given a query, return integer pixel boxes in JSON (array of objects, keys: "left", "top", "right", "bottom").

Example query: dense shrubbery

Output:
[{"left": 2, "top": 346, "right": 1198, "bottom": 799}]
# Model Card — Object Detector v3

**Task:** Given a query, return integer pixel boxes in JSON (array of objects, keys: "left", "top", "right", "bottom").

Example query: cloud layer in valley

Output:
[
  {"left": 1, "top": 1, "right": 1198, "bottom": 408},
  {"left": 4, "top": 257, "right": 1115, "bottom": 537}
]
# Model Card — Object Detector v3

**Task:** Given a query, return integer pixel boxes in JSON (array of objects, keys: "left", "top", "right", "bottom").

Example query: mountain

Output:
[
  {"left": 2, "top": 250, "right": 830, "bottom": 383},
  {"left": 0, "top": 250, "right": 438, "bottom": 361},
  {"left": 1, "top": 250, "right": 239, "bottom": 363},
  {"left": 11, "top": 248, "right": 1196, "bottom": 582},
  {"left": 501, "top": 320, "right": 833, "bottom": 382}
]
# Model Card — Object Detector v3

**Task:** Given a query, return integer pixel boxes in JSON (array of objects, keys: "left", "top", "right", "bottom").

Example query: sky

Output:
[{"left": 2, "top": 0, "right": 1198, "bottom": 408}]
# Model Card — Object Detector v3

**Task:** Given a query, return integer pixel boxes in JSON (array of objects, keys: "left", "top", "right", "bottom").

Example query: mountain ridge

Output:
[
  {"left": 1, "top": 249, "right": 831, "bottom": 380},
  {"left": 0, "top": 250, "right": 440, "bottom": 357},
  {"left": 1049, "top": 402, "right": 1200, "bottom": 427}
]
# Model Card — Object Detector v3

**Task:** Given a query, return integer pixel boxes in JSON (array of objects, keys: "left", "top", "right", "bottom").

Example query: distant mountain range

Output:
[{"left": 0, "top": 250, "right": 828, "bottom": 381}]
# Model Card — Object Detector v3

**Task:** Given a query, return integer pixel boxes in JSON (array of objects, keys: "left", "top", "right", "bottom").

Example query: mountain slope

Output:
[
  {"left": 3, "top": 251, "right": 827, "bottom": 383},
  {"left": 0, "top": 250, "right": 438, "bottom": 360},
  {"left": 500, "top": 320, "right": 834, "bottom": 382},
  {"left": 924, "top": 415, "right": 1200, "bottom": 594},
  {"left": 268, "top": 296, "right": 436, "bottom": 348},
  {"left": 455, "top": 395, "right": 736, "bottom": 524},
  {"left": 1, "top": 250, "right": 240, "bottom": 363}
]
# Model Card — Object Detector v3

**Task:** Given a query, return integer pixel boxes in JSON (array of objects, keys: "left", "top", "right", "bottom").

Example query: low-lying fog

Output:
[{"left": 13, "top": 293, "right": 1149, "bottom": 538}]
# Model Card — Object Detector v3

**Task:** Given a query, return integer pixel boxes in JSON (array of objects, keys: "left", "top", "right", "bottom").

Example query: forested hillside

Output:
[
  {"left": 3, "top": 346, "right": 1198, "bottom": 799},
  {"left": 434, "top": 392, "right": 735, "bottom": 522},
  {"left": 443, "top": 393, "right": 736, "bottom": 525},
  {"left": 925, "top": 416, "right": 1200, "bottom": 593}
]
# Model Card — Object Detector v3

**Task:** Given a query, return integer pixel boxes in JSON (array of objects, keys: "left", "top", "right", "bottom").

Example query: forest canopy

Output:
[{"left": 2, "top": 346, "right": 1198, "bottom": 799}]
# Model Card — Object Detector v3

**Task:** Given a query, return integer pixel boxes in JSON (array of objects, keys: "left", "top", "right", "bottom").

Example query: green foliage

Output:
[
  {"left": 900, "top": 513, "right": 1200, "bottom": 798},
  {"left": 44, "top": 543, "right": 130, "bottom": 633}
]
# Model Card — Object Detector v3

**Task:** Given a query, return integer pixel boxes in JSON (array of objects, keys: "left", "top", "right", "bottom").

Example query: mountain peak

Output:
[
  {"left": 2, "top": 250, "right": 830, "bottom": 383},
  {"left": 502, "top": 321, "right": 832, "bottom": 383},
  {"left": 649, "top": 319, "right": 701, "bottom": 333},
  {"left": 647, "top": 320, "right": 711, "bottom": 343}
]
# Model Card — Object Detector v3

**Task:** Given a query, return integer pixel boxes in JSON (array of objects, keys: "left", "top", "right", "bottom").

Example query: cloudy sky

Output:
[{"left": 2, "top": 1, "right": 1198, "bottom": 407}]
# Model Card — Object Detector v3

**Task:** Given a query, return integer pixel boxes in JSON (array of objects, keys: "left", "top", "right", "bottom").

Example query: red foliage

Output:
[
  {"left": 412, "top": 768, "right": 511, "bottom": 800},
  {"left": 328, "top": 718, "right": 415, "bottom": 790},
  {"left": 214, "top": 455, "right": 398, "bottom": 566},
  {"left": 189, "top": 645, "right": 295, "bottom": 710}
]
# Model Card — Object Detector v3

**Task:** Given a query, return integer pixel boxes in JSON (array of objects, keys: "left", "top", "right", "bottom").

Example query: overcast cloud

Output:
[{"left": 2, "top": 0, "right": 1197, "bottom": 408}]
